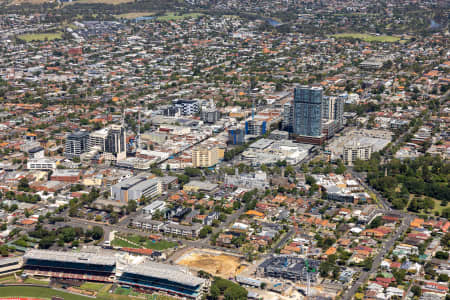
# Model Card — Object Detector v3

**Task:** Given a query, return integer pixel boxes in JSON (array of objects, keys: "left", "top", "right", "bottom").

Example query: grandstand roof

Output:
[
  {"left": 24, "top": 249, "right": 115, "bottom": 266},
  {"left": 122, "top": 262, "right": 205, "bottom": 287}
]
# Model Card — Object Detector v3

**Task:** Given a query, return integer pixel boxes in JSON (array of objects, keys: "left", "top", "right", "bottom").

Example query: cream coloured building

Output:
[
  {"left": 192, "top": 146, "right": 220, "bottom": 168},
  {"left": 343, "top": 142, "right": 373, "bottom": 165}
]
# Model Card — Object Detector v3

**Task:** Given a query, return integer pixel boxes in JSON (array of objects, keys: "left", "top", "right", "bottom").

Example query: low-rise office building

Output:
[
  {"left": 111, "top": 176, "right": 162, "bottom": 203},
  {"left": 27, "top": 158, "right": 57, "bottom": 170}
]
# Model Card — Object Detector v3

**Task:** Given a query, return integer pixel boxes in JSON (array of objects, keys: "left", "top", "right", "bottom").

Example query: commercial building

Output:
[
  {"left": 269, "top": 130, "right": 289, "bottom": 140},
  {"left": 111, "top": 176, "right": 162, "bottom": 203},
  {"left": 235, "top": 276, "right": 262, "bottom": 288},
  {"left": 65, "top": 130, "right": 89, "bottom": 159},
  {"left": 143, "top": 200, "right": 166, "bottom": 215},
  {"left": 28, "top": 146, "right": 45, "bottom": 159},
  {"left": 228, "top": 128, "right": 245, "bottom": 145},
  {"left": 118, "top": 262, "right": 208, "bottom": 300},
  {"left": 182, "top": 180, "right": 218, "bottom": 193},
  {"left": 27, "top": 158, "right": 57, "bottom": 170},
  {"left": 115, "top": 157, "right": 152, "bottom": 170},
  {"left": 192, "top": 146, "right": 219, "bottom": 168},
  {"left": 141, "top": 132, "right": 168, "bottom": 145},
  {"left": 224, "top": 170, "right": 269, "bottom": 189},
  {"left": 242, "top": 139, "right": 313, "bottom": 166},
  {"left": 23, "top": 249, "right": 116, "bottom": 282},
  {"left": 50, "top": 169, "right": 82, "bottom": 182},
  {"left": 343, "top": 142, "right": 373, "bottom": 165},
  {"left": 292, "top": 86, "right": 325, "bottom": 144},
  {"left": 20, "top": 141, "right": 41, "bottom": 153}
]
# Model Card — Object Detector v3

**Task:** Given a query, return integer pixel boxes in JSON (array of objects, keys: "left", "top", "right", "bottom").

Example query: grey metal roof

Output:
[
  {"left": 114, "top": 176, "right": 146, "bottom": 189},
  {"left": 0, "top": 257, "right": 21, "bottom": 266},
  {"left": 24, "top": 249, "right": 115, "bottom": 266},
  {"left": 122, "top": 261, "right": 205, "bottom": 287},
  {"left": 131, "top": 178, "right": 160, "bottom": 191}
]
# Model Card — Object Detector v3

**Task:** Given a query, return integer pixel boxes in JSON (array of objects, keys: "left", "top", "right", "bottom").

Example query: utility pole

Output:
[{"left": 137, "top": 108, "right": 141, "bottom": 153}]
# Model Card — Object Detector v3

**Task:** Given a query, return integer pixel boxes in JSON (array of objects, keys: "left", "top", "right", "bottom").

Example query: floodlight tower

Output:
[{"left": 305, "top": 241, "right": 317, "bottom": 299}]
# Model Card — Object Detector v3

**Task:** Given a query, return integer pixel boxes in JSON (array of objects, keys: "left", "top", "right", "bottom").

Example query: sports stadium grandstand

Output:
[
  {"left": 23, "top": 249, "right": 116, "bottom": 282},
  {"left": 118, "top": 262, "right": 209, "bottom": 300}
]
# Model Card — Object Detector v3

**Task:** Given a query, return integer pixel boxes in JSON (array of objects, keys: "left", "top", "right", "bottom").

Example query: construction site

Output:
[
  {"left": 176, "top": 248, "right": 248, "bottom": 278},
  {"left": 257, "top": 256, "right": 320, "bottom": 282}
]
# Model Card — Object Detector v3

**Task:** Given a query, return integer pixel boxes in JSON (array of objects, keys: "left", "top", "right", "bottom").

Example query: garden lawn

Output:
[{"left": 145, "top": 240, "right": 178, "bottom": 250}]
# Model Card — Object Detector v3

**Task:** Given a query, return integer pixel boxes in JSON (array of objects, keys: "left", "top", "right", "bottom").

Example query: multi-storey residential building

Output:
[
  {"left": 200, "top": 109, "right": 220, "bottom": 124},
  {"left": 322, "top": 96, "right": 345, "bottom": 131},
  {"left": 245, "top": 119, "right": 267, "bottom": 136},
  {"left": 88, "top": 128, "right": 108, "bottom": 151},
  {"left": 106, "top": 124, "right": 126, "bottom": 161},
  {"left": 228, "top": 128, "right": 245, "bottom": 145},
  {"left": 163, "top": 222, "right": 202, "bottom": 238},
  {"left": 192, "top": 146, "right": 219, "bottom": 167},
  {"left": 282, "top": 102, "right": 293, "bottom": 132},
  {"left": 65, "top": 131, "right": 89, "bottom": 159},
  {"left": 343, "top": 142, "right": 373, "bottom": 165},
  {"left": 322, "top": 96, "right": 335, "bottom": 122},
  {"left": 293, "top": 86, "right": 323, "bottom": 137},
  {"left": 173, "top": 99, "right": 199, "bottom": 116},
  {"left": 88, "top": 125, "right": 126, "bottom": 161}
]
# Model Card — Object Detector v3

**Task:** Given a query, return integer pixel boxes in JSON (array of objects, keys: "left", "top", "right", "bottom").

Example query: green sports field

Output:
[
  {"left": 18, "top": 32, "right": 63, "bottom": 42},
  {"left": 0, "top": 286, "right": 95, "bottom": 300},
  {"left": 332, "top": 33, "right": 401, "bottom": 42}
]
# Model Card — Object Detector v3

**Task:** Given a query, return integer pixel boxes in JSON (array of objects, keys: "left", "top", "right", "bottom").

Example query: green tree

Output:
[
  {"left": 435, "top": 251, "right": 449, "bottom": 260},
  {"left": 438, "top": 274, "right": 449, "bottom": 282},
  {"left": 242, "top": 243, "right": 256, "bottom": 262},
  {"left": 60, "top": 227, "right": 76, "bottom": 243},
  {"left": 39, "top": 236, "right": 55, "bottom": 249},
  {"left": 91, "top": 226, "right": 104, "bottom": 240},
  {"left": 411, "top": 285, "right": 421, "bottom": 297},
  {"left": 18, "top": 177, "right": 30, "bottom": 192},
  {"left": 127, "top": 200, "right": 137, "bottom": 213},
  {"left": 224, "top": 286, "right": 247, "bottom": 300},
  {"left": 210, "top": 285, "right": 220, "bottom": 300},
  {"left": 199, "top": 226, "right": 213, "bottom": 238},
  {"left": 362, "top": 257, "right": 373, "bottom": 271}
]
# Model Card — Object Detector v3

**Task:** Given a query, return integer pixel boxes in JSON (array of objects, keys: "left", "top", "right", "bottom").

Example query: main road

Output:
[{"left": 340, "top": 213, "right": 414, "bottom": 300}]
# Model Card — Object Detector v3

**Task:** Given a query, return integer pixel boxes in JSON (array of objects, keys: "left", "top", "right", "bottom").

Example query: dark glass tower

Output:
[{"left": 293, "top": 86, "right": 323, "bottom": 137}]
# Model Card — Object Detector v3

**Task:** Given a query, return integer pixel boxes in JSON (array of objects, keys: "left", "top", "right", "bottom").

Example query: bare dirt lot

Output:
[{"left": 176, "top": 249, "right": 248, "bottom": 278}]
